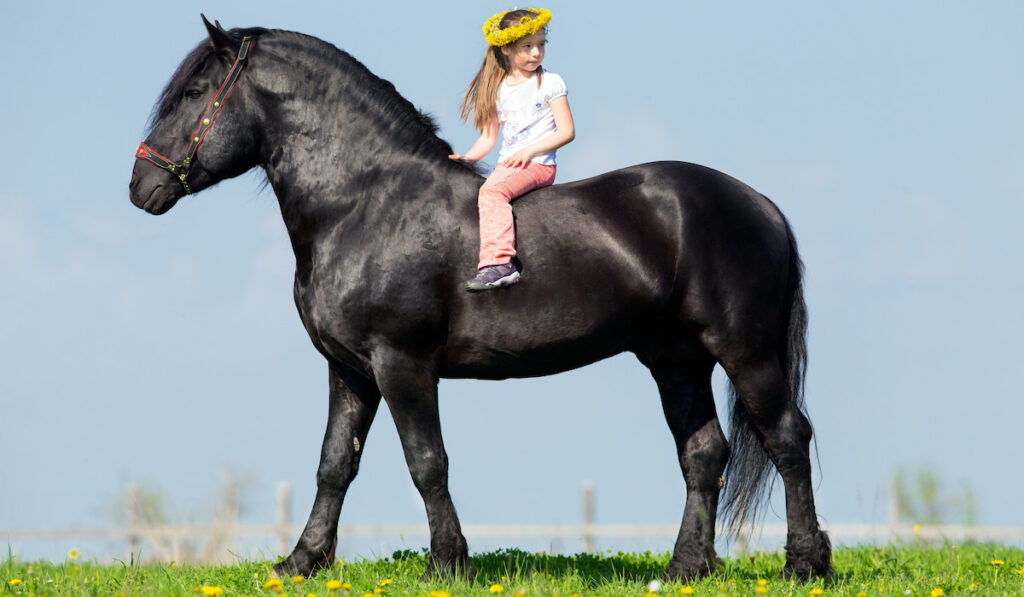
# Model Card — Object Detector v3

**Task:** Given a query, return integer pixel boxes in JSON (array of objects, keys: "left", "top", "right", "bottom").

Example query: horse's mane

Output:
[{"left": 150, "top": 27, "right": 481, "bottom": 175}]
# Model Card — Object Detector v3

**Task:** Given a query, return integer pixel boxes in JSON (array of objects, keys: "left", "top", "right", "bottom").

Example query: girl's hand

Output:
[
  {"left": 502, "top": 149, "right": 534, "bottom": 168},
  {"left": 448, "top": 152, "right": 463, "bottom": 160}
]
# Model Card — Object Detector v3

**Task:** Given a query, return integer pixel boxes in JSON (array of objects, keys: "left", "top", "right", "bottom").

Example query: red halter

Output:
[{"left": 135, "top": 36, "right": 254, "bottom": 194}]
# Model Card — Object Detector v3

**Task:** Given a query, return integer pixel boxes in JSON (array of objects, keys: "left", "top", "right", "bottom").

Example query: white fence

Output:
[{"left": 4, "top": 482, "right": 1024, "bottom": 563}]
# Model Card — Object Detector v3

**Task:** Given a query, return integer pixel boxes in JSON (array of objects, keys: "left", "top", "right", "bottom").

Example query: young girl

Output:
[{"left": 450, "top": 7, "right": 575, "bottom": 292}]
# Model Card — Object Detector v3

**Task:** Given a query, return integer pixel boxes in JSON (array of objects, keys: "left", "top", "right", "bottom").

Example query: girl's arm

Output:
[
  {"left": 501, "top": 96, "right": 575, "bottom": 168},
  {"left": 449, "top": 114, "right": 500, "bottom": 162}
]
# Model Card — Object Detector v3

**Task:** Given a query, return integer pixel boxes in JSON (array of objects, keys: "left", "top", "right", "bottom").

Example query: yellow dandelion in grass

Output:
[
  {"left": 857, "top": 593, "right": 867, "bottom": 597},
  {"left": 1014, "top": 568, "right": 1024, "bottom": 575},
  {"left": 756, "top": 588, "right": 768, "bottom": 595},
  {"left": 9, "top": 579, "right": 22, "bottom": 586},
  {"left": 117, "top": 592, "right": 127, "bottom": 597},
  {"left": 379, "top": 578, "right": 392, "bottom": 586},
  {"left": 68, "top": 548, "right": 80, "bottom": 560},
  {"left": 930, "top": 589, "right": 943, "bottom": 597},
  {"left": 516, "top": 593, "right": 527, "bottom": 597},
  {"left": 991, "top": 560, "right": 1004, "bottom": 566},
  {"left": 757, "top": 579, "right": 768, "bottom": 586},
  {"left": 429, "top": 591, "right": 452, "bottom": 597},
  {"left": 201, "top": 587, "right": 225, "bottom": 596},
  {"left": 680, "top": 587, "right": 695, "bottom": 595},
  {"left": 374, "top": 589, "right": 384, "bottom": 595},
  {"left": 264, "top": 578, "right": 285, "bottom": 591},
  {"left": 343, "top": 583, "right": 352, "bottom": 590},
  {"left": 810, "top": 589, "right": 824, "bottom": 596},
  {"left": 307, "top": 594, "right": 317, "bottom": 597},
  {"left": 361, "top": 593, "right": 374, "bottom": 597},
  {"left": 490, "top": 584, "right": 505, "bottom": 594},
  {"left": 293, "top": 575, "right": 305, "bottom": 583},
  {"left": 326, "top": 580, "right": 342, "bottom": 591}
]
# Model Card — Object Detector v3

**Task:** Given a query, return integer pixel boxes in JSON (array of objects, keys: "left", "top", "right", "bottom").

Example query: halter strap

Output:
[{"left": 136, "top": 36, "right": 254, "bottom": 194}]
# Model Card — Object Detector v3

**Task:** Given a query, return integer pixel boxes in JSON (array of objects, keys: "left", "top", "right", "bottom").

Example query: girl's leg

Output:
[{"left": 477, "top": 163, "right": 556, "bottom": 268}]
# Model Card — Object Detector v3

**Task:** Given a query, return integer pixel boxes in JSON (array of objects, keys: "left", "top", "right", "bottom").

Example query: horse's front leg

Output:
[
  {"left": 274, "top": 365, "right": 381, "bottom": 578},
  {"left": 374, "top": 350, "right": 470, "bottom": 579}
]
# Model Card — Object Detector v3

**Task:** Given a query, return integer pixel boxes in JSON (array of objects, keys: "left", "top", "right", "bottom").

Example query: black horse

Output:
[{"left": 129, "top": 18, "right": 832, "bottom": 581}]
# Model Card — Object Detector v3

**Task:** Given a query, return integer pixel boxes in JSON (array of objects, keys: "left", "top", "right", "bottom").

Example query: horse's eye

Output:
[{"left": 185, "top": 89, "right": 202, "bottom": 99}]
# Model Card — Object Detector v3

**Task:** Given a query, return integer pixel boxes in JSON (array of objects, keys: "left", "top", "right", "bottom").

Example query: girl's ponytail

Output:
[{"left": 459, "top": 46, "right": 507, "bottom": 132}]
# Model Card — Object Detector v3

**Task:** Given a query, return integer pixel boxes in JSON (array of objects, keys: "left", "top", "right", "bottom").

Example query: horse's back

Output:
[{"left": 442, "top": 161, "right": 792, "bottom": 378}]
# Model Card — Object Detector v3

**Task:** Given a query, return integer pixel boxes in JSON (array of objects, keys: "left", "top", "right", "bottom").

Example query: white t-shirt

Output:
[{"left": 496, "top": 71, "right": 568, "bottom": 166}]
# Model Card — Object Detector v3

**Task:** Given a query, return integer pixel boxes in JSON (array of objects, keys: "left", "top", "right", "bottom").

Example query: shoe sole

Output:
[{"left": 465, "top": 271, "right": 521, "bottom": 292}]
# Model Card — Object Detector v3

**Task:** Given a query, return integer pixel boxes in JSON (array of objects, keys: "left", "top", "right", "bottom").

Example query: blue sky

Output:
[{"left": 2, "top": 1, "right": 1022, "bottom": 562}]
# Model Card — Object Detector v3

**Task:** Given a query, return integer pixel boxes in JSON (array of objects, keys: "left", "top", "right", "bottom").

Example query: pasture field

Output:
[{"left": 4, "top": 544, "right": 1024, "bottom": 596}]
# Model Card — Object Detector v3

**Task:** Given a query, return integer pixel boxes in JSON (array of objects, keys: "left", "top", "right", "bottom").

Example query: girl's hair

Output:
[{"left": 459, "top": 9, "right": 547, "bottom": 132}]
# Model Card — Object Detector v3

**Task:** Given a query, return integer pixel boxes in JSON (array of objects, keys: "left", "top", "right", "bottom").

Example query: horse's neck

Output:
[{"left": 254, "top": 37, "right": 474, "bottom": 261}]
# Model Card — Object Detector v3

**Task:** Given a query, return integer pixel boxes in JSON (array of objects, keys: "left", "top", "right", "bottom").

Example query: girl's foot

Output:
[{"left": 465, "top": 262, "right": 521, "bottom": 292}]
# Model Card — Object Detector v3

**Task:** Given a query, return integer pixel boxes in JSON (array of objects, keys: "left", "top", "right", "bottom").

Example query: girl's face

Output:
[{"left": 502, "top": 31, "right": 546, "bottom": 77}]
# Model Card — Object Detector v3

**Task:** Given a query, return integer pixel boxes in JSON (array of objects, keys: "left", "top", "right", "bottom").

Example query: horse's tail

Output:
[{"left": 720, "top": 214, "right": 809, "bottom": 537}]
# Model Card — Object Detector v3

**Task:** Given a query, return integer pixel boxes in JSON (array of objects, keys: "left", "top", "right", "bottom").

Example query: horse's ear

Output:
[{"left": 201, "top": 13, "right": 238, "bottom": 54}]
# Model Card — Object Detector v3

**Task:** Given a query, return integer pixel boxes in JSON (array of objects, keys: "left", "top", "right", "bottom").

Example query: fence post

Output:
[
  {"left": 582, "top": 480, "right": 594, "bottom": 554},
  {"left": 125, "top": 484, "right": 140, "bottom": 560},
  {"left": 276, "top": 482, "right": 291, "bottom": 556}
]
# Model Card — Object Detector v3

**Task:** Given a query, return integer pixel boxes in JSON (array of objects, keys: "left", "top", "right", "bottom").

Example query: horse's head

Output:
[{"left": 130, "top": 16, "right": 264, "bottom": 215}]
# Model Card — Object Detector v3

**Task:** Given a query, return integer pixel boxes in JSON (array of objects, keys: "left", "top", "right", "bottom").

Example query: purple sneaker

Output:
[{"left": 465, "top": 262, "right": 521, "bottom": 292}]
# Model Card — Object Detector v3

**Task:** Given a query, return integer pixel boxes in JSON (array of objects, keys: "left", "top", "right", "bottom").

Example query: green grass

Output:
[{"left": 3, "top": 544, "right": 1024, "bottom": 596}]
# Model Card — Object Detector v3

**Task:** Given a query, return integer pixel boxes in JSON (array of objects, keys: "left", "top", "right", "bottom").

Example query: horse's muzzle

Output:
[{"left": 129, "top": 163, "right": 182, "bottom": 215}]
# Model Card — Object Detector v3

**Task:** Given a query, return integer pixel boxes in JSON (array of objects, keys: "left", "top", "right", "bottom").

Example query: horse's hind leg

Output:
[
  {"left": 725, "top": 357, "right": 832, "bottom": 579},
  {"left": 274, "top": 365, "right": 381, "bottom": 578},
  {"left": 644, "top": 347, "right": 730, "bottom": 581}
]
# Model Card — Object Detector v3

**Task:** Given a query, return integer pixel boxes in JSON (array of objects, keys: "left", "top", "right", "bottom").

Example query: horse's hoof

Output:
[
  {"left": 273, "top": 549, "right": 334, "bottom": 579},
  {"left": 782, "top": 530, "right": 834, "bottom": 580},
  {"left": 662, "top": 558, "right": 716, "bottom": 582},
  {"left": 420, "top": 557, "right": 474, "bottom": 582}
]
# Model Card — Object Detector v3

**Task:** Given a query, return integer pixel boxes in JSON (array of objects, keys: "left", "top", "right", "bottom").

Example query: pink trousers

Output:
[{"left": 477, "top": 162, "right": 556, "bottom": 268}]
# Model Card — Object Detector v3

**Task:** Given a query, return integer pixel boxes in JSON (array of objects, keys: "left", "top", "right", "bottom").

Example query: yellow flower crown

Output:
[{"left": 482, "top": 8, "right": 552, "bottom": 46}]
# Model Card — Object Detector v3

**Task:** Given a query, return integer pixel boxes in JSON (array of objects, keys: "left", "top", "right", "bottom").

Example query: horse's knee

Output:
[
  {"left": 407, "top": 448, "right": 449, "bottom": 494},
  {"left": 681, "top": 422, "right": 730, "bottom": 490},
  {"left": 316, "top": 449, "right": 361, "bottom": 490}
]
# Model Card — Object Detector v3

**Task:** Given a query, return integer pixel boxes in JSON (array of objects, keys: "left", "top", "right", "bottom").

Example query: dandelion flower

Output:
[
  {"left": 343, "top": 583, "right": 352, "bottom": 590},
  {"left": 68, "top": 549, "right": 80, "bottom": 560},
  {"left": 326, "top": 580, "right": 342, "bottom": 591},
  {"left": 991, "top": 560, "right": 1004, "bottom": 566},
  {"left": 490, "top": 584, "right": 505, "bottom": 594},
  {"left": 1014, "top": 568, "right": 1024, "bottom": 575},
  {"left": 373, "top": 589, "right": 384, "bottom": 595},
  {"left": 9, "top": 579, "right": 22, "bottom": 586},
  {"left": 857, "top": 593, "right": 867, "bottom": 597},
  {"left": 810, "top": 589, "right": 824, "bottom": 596},
  {"left": 201, "top": 587, "right": 225, "bottom": 596},
  {"left": 429, "top": 592, "right": 452, "bottom": 597},
  {"left": 379, "top": 579, "right": 392, "bottom": 586},
  {"left": 757, "top": 579, "right": 768, "bottom": 586},
  {"left": 680, "top": 588, "right": 695, "bottom": 595},
  {"left": 930, "top": 589, "right": 943, "bottom": 597},
  {"left": 756, "top": 588, "right": 768, "bottom": 595},
  {"left": 293, "top": 575, "right": 305, "bottom": 583},
  {"left": 649, "top": 580, "right": 663, "bottom": 592},
  {"left": 264, "top": 578, "right": 285, "bottom": 591},
  {"left": 307, "top": 594, "right": 317, "bottom": 597}
]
